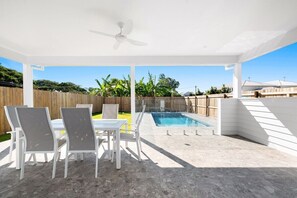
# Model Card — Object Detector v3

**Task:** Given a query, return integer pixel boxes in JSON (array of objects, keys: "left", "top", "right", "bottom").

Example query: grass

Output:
[
  {"left": 0, "top": 112, "right": 132, "bottom": 143},
  {"left": 0, "top": 133, "right": 11, "bottom": 142},
  {"left": 92, "top": 112, "right": 132, "bottom": 130}
]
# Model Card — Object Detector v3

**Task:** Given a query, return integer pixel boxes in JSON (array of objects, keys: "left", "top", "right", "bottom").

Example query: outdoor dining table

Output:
[{"left": 15, "top": 119, "right": 128, "bottom": 170}]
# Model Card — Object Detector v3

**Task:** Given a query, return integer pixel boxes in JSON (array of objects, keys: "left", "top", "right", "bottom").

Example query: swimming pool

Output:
[{"left": 151, "top": 112, "right": 209, "bottom": 127}]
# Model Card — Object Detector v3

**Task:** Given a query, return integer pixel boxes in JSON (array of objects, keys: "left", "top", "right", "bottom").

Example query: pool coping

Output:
[{"left": 140, "top": 112, "right": 217, "bottom": 136}]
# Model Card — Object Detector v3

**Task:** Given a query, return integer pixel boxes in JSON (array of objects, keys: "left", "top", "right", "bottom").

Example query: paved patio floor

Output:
[{"left": 1, "top": 115, "right": 297, "bottom": 197}]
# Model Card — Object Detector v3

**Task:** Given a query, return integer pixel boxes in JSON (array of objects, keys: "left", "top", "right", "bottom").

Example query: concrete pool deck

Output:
[{"left": 1, "top": 114, "right": 297, "bottom": 197}]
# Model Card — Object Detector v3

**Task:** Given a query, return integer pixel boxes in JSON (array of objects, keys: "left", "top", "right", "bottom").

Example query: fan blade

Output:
[
  {"left": 121, "top": 20, "right": 133, "bottom": 36},
  {"left": 126, "top": 38, "right": 147, "bottom": 46},
  {"left": 89, "top": 30, "right": 114, "bottom": 38},
  {"left": 113, "top": 41, "right": 121, "bottom": 50}
]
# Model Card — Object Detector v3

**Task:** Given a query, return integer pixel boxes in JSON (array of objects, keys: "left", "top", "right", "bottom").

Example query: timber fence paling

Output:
[{"left": 0, "top": 86, "right": 104, "bottom": 135}]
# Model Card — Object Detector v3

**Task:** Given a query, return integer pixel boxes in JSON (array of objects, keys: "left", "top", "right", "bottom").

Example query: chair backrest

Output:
[
  {"left": 135, "top": 105, "right": 146, "bottom": 131},
  {"left": 76, "top": 104, "right": 93, "bottom": 114},
  {"left": 61, "top": 108, "right": 96, "bottom": 151},
  {"left": 102, "top": 104, "right": 119, "bottom": 119},
  {"left": 16, "top": 107, "right": 56, "bottom": 152},
  {"left": 4, "top": 105, "right": 28, "bottom": 131}
]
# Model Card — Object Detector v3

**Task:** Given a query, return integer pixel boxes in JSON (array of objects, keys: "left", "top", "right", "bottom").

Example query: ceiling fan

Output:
[{"left": 90, "top": 20, "right": 147, "bottom": 50}]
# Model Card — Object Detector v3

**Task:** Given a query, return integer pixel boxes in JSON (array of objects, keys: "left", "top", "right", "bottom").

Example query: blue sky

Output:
[{"left": 0, "top": 43, "right": 296, "bottom": 93}]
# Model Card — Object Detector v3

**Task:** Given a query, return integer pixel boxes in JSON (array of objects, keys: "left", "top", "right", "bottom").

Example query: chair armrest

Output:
[{"left": 6, "top": 131, "right": 15, "bottom": 134}]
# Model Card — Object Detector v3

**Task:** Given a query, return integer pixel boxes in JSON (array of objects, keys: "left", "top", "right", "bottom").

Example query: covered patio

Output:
[{"left": 1, "top": 0, "right": 297, "bottom": 197}]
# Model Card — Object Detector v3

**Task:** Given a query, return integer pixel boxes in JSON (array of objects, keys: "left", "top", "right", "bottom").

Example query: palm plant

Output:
[{"left": 95, "top": 74, "right": 111, "bottom": 96}]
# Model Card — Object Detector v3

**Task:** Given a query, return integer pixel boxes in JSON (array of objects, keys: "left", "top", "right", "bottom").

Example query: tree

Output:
[
  {"left": 195, "top": 89, "right": 204, "bottom": 95},
  {"left": 93, "top": 72, "right": 181, "bottom": 97},
  {"left": 135, "top": 77, "right": 147, "bottom": 96},
  {"left": 1, "top": 64, "right": 87, "bottom": 93},
  {"left": 221, "top": 84, "right": 232, "bottom": 93},
  {"left": 34, "top": 80, "right": 59, "bottom": 91},
  {"left": 95, "top": 74, "right": 111, "bottom": 96},
  {"left": 205, "top": 84, "right": 232, "bottom": 95},
  {"left": 0, "top": 64, "right": 23, "bottom": 87},
  {"left": 205, "top": 86, "right": 220, "bottom": 95},
  {"left": 158, "top": 74, "right": 180, "bottom": 96}
]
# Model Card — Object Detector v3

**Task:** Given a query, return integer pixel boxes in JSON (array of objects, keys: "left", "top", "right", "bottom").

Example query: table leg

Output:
[
  {"left": 116, "top": 129, "right": 121, "bottom": 169},
  {"left": 125, "top": 122, "right": 128, "bottom": 148},
  {"left": 16, "top": 128, "right": 21, "bottom": 169}
]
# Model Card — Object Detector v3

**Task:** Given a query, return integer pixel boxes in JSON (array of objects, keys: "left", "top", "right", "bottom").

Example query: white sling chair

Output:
[
  {"left": 16, "top": 107, "right": 66, "bottom": 179},
  {"left": 61, "top": 108, "right": 104, "bottom": 178},
  {"left": 4, "top": 105, "right": 28, "bottom": 162},
  {"left": 76, "top": 104, "right": 93, "bottom": 114},
  {"left": 75, "top": 104, "right": 93, "bottom": 160},
  {"left": 101, "top": 104, "right": 119, "bottom": 158},
  {"left": 111, "top": 105, "right": 146, "bottom": 162}
]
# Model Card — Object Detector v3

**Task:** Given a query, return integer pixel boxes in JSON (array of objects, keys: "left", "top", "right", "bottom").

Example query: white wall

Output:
[
  {"left": 218, "top": 99, "right": 238, "bottom": 135},
  {"left": 219, "top": 98, "right": 297, "bottom": 156}
]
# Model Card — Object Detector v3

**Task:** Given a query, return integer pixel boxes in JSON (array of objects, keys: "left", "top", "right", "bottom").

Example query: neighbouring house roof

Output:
[
  {"left": 265, "top": 80, "right": 297, "bottom": 87},
  {"left": 227, "top": 80, "right": 297, "bottom": 91},
  {"left": 241, "top": 80, "right": 273, "bottom": 91}
]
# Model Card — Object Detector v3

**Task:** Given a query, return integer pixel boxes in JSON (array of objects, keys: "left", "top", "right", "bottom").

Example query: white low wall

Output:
[
  {"left": 219, "top": 98, "right": 297, "bottom": 156},
  {"left": 217, "top": 99, "right": 238, "bottom": 135}
]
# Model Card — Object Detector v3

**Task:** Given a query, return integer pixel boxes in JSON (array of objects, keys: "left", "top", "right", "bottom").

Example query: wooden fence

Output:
[
  {"left": 2, "top": 86, "right": 297, "bottom": 135},
  {"left": 0, "top": 87, "right": 103, "bottom": 135}
]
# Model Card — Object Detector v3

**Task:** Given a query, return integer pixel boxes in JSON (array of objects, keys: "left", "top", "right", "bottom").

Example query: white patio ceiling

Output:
[{"left": 0, "top": 0, "right": 297, "bottom": 66}]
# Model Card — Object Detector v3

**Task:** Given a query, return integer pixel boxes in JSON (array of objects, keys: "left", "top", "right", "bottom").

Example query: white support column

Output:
[
  {"left": 233, "top": 63, "right": 242, "bottom": 98},
  {"left": 130, "top": 65, "right": 136, "bottom": 125},
  {"left": 23, "top": 64, "right": 34, "bottom": 107}
]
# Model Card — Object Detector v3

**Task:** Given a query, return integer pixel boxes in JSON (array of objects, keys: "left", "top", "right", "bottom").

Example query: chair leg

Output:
[
  {"left": 95, "top": 151, "right": 99, "bottom": 178},
  {"left": 136, "top": 140, "right": 141, "bottom": 162},
  {"left": 64, "top": 150, "right": 69, "bottom": 178},
  {"left": 52, "top": 152, "right": 57, "bottom": 179},
  {"left": 111, "top": 139, "right": 115, "bottom": 163},
  {"left": 139, "top": 139, "right": 143, "bottom": 152},
  {"left": 9, "top": 133, "right": 15, "bottom": 162},
  {"left": 125, "top": 141, "right": 128, "bottom": 148},
  {"left": 107, "top": 132, "right": 111, "bottom": 160},
  {"left": 74, "top": 153, "right": 78, "bottom": 161},
  {"left": 44, "top": 153, "right": 48, "bottom": 162},
  {"left": 57, "top": 152, "right": 61, "bottom": 161},
  {"left": 20, "top": 152, "right": 25, "bottom": 180},
  {"left": 80, "top": 153, "right": 84, "bottom": 161}
]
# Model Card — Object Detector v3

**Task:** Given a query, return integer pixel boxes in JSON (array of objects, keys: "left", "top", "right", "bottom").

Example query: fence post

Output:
[
  {"left": 187, "top": 97, "right": 190, "bottom": 112},
  {"left": 254, "top": 91, "right": 259, "bottom": 98},
  {"left": 170, "top": 96, "right": 173, "bottom": 112},
  {"left": 195, "top": 96, "right": 197, "bottom": 114},
  {"left": 205, "top": 95, "right": 209, "bottom": 117}
]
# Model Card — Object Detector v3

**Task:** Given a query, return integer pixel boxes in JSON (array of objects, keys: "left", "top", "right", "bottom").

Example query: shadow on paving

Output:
[{"left": 1, "top": 139, "right": 297, "bottom": 198}]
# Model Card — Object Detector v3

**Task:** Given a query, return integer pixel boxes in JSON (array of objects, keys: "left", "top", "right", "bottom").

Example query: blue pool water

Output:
[{"left": 151, "top": 112, "right": 209, "bottom": 127}]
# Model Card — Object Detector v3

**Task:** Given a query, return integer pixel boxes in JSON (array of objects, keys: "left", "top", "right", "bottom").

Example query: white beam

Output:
[
  {"left": 233, "top": 63, "right": 242, "bottom": 98},
  {"left": 0, "top": 46, "right": 27, "bottom": 63},
  {"left": 239, "top": 26, "right": 297, "bottom": 62},
  {"left": 23, "top": 64, "right": 34, "bottom": 107},
  {"left": 130, "top": 65, "right": 136, "bottom": 125},
  {"left": 27, "top": 55, "right": 239, "bottom": 67}
]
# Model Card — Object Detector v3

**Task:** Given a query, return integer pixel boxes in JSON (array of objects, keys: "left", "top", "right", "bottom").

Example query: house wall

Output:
[{"left": 220, "top": 98, "right": 297, "bottom": 156}]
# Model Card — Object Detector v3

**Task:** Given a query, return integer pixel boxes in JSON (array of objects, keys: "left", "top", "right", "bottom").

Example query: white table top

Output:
[{"left": 51, "top": 119, "right": 127, "bottom": 130}]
